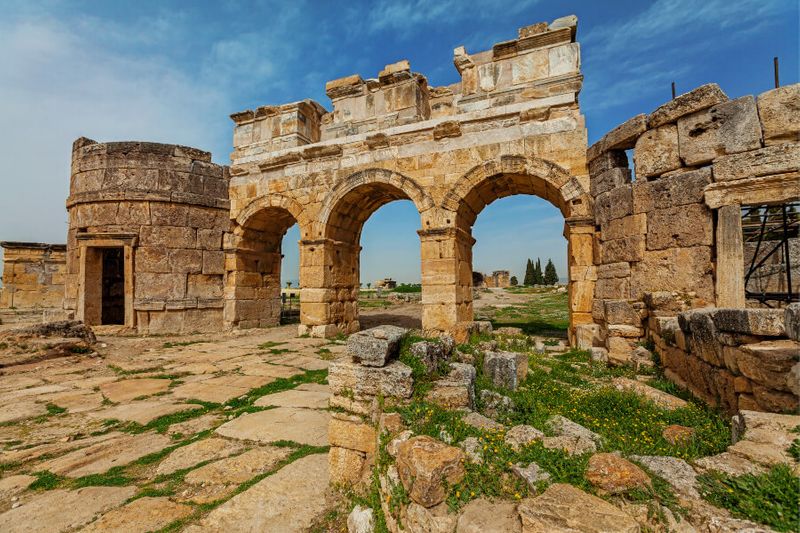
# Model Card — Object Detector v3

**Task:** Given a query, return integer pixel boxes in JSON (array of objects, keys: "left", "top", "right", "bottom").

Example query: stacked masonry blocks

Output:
[
  {"left": 648, "top": 300, "right": 799, "bottom": 413},
  {"left": 226, "top": 16, "right": 590, "bottom": 337},
  {"left": 328, "top": 326, "right": 414, "bottom": 485},
  {"left": 66, "top": 138, "right": 230, "bottom": 333},
  {"left": 585, "top": 83, "right": 800, "bottom": 364},
  {"left": 0, "top": 243, "right": 67, "bottom": 323}
]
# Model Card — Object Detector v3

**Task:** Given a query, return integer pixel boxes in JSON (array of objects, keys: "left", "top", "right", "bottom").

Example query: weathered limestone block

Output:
[
  {"left": 457, "top": 498, "right": 521, "bottom": 533},
  {"left": 595, "top": 277, "right": 630, "bottom": 300},
  {"left": 677, "top": 95, "right": 762, "bottom": 166},
  {"left": 737, "top": 340, "right": 799, "bottom": 392},
  {"left": 590, "top": 168, "right": 631, "bottom": 197},
  {"left": 601, "top": 214, "right": 646, "bottom": 242},
  {"left": 517, "top": 483, "right": 639, "bottom": 533},
  {"left": 604, "top": 300, "right": 640, "bottom": 326},
  {"left": 645, "top": 204, "right": 713, "bottom": 250},
  {"left": 404, "top": 502, "right": 457, "bottom": 533},
  {"left": 597, "top": 261, "right": 630, "bottom": 279},
  {"left": 713, "top": 309, "right": 786, "bottom": 336},
  {"left": 630, "top": 247, "right": 714, "bottom": 302},
  {"left": 648, "top": 83, "right": 728, "bottom": 128},
  {"left": 410, "top": 340, "right": 448, "bottom": 374},
  {"left": 595, "top": 186, "right": 633, "bottom": 225},
  {"left": 347, "top": 505, "right": 374, "bottom": 533},
  {"left": 712, "top": 143, "right": 800, "bottom": 181},
  {"left": 329, "top": 416, "right": 377, "bottom": 454},
  {"left": 585, "top": 453, "right": 651, "bottom": 494},
  {"left": 786, "top": 304, "right": 800, "bottom": 341},
  {"left": 587, "top": 114, "right": 647, "bottom": 161},
  {"left": 600, "top": 236, "right": 645, "bottom": 264},
  {"left": 575, "top": 323, "right": 602, "bottom": 349},
  {"left": 606, "top": 336, "right": 634, "bottom": 364},
  {"left": 681, "top": 309, "right": 723, "bottom": 366},
  {"left": 632, "top": 166, "right": 711, "bottom": 213},
  {"left": 329, "top": 446, "right": 366, "bottom": 485},
  {"left": 505, "top": 425, "right": 544, "bottom": 451},
  {"left": 483, "top": 351, "right": 529, "bottom": 390},
  {"left": 396, "top": 436, "right": 466, "bottom": 508},
  {"left": 328, "top": 361, "right": 413, "bottom": 399},
  {"left": 347, "top": 325, "right": 407, "bottom": 367},
  {"left": 633, "top": 124, "right": 681, "bottom": 178},
  {"left": 756, "top": 84, "right": 800, "bottom": 143},
  {"left": 425, "top": 363, "right": 476, "bottom": 409},
  {"left": 588, "top": 150, "right": 628, "bottom": 177}
]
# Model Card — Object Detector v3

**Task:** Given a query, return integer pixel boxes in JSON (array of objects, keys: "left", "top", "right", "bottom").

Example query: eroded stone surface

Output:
[
  {"left": 215, "top": 407, "right": 330, "bottom": 446},
  {"left": 517, "top": 483, "right": 639, "bottom": 533},
  {"left": 183, "top": 453, "right": 329, "bottom": 532},
  {"left": 80, "top": 496, "right": 193, "bottom": 533},
  {"left": 155, "top": 437, "right": 244, "bottom": 476},
  {"left": 0, "top": 486, "right": 136, "bottom": 533},
  {"left": 99, "top": 379, "right": 171, "bottom": 403}
]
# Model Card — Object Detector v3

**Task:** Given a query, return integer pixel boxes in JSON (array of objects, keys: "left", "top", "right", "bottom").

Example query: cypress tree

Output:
[
  {"left": 533, "top": 258, "right": 543, "bottom": 285},
  {"left": 524, "top": 259, "right": 534, "bottom": 285},
  {"left": 544, "top": 258, "right": 559, "bottom": 285}
]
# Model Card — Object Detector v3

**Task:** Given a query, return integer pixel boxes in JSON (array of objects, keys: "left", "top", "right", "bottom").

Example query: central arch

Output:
[
  {"left": 439, "top": 155, "right": 595, "bottom": 343},
  {"left": 298, "top": 169, "right": 433, "bottom": 336}
]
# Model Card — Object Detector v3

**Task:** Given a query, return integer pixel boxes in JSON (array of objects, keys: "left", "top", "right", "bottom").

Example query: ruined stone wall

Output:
[
  {"left": 0, "top": 242, "right": 66, "bottom": 323},
  {"left": 483, "top": 270, "right": 511, "bottom": 288},
  {"left": 647, "top": 303, "right": 799, "bottom": 414},
  {"left": 584, "top": 83, "right": 800, "bottom": 363},
  {"left": 227, "top": 15, "right": 594, "bottom": 339},
  {"left": 65, "top": 139, "right": 230, "bottom": 333}
]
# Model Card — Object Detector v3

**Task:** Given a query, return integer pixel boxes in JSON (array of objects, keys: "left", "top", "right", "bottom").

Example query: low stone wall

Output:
[
  {"left": 0, "top": 242, "right": 67, "bottom": 324},
  {"left": 647, "top": 300, "right": 799, "bottom": 413}
]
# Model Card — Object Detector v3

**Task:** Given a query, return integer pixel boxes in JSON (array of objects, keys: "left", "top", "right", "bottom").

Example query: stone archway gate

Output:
[{"left": 225, "top": 17, "right": 594, "bottom": 340}]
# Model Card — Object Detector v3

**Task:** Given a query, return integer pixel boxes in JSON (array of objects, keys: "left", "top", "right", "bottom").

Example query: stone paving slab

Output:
[
  {"left": 215, "top": 407, "right": 330, "bottom": 446},
  {"left": 0, "top": 475, "right": 36, "bottom": 500},
  {"left": 0, "top": 399, "right": 47, "bottom": 423},
  {"left": 156, "top": 437, "right": 244, "bottom": 476},
  {"left": 254, "top": 388, "right": 330, "bottom": 409},
  {"left": 40, "top": 391, "right": 105, "bottom": 413},
  {"left": 87, "top": 400, "right": 198, "bottom": 425},
  {"left": 0, "top": 486, "right": 136, "bottom": 533},
  {"left": 0, "top": 432, "right": 122, "bottom": 465},
  {"left": 99, "top": 378, "right": 171, "bottom": 403},
  {"left": 183, "top": 453, "right": 330, "bottom": 533},
  {"left": 171, "top": 382, "right": 247, "bottom": 404},
  {"left": 167, "top": 412, "right": 223, "bottom": 436},
  {"left": 238, "top": 363, "right": 303, "bottom": 379},
  {"left": 267, "top": 354, "right": 330, "bottom": 370},
  {"left": 37, "top": 432, "right": 172, "bottom": 477},
  {"left": 80, "top": 496, "right": 193, "bottom": 533},
  {"left": 181, "top": 446, "right": 294, "bottom": 503}
]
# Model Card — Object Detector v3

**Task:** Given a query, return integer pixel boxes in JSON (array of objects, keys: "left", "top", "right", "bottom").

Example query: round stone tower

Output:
[{"left": 65, "top": 138, "right": 230, "bottom": 333}]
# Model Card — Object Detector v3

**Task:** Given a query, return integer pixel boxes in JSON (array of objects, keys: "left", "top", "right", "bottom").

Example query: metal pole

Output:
[
  {"left": 671, "top": 81, "right": 676, "bottom": 99},
  {"left": 774, "top": 57, "right": 780, "bottom": 88}
]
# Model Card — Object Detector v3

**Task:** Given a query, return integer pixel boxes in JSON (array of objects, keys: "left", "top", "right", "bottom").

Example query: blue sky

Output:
[{"left": 0, "top": 0, "right": 797, "bottom": 285}]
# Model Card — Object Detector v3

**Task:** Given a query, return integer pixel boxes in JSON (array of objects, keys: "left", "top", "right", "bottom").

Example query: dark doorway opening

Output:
[{"left": 101, "top": 247, "right": 125, "bottom": 325}]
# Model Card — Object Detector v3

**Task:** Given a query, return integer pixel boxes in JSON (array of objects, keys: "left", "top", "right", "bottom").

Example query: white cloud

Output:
[
  {"left": 580, "top": 0, "right": 793, "bottom": 112},
  {"left": 0, "top": 14, "right": 229, "bottom": 253}
]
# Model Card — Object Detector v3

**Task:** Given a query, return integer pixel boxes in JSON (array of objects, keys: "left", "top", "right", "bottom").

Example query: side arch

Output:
[{"left": 234, "top": 193, "right": 311, "bottom": 239}]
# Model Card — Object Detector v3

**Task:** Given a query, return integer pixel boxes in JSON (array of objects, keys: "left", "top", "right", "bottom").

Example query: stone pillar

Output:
[
  {"left": 566, "top": 219, "right": 597, "bottom": 346},
  {"left": 419, "top": 227, "right": 474, "bottom": 333},
  {"left": 223, "top": 248, "right": 282, "bottom": 329},
  {"left": 716, "top": 204, "right": 745, "bottom": 308},
  {"left": 298, "top": 238, "right": 360, "bottom": 337}
]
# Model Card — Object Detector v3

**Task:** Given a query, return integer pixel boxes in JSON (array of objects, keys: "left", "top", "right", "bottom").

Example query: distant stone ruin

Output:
[
  {"left": 473, "top": 270, "right": 511, "bottom": 288},
  {"left": 0, "top": 242, "right": 66, "bottom": 324}
]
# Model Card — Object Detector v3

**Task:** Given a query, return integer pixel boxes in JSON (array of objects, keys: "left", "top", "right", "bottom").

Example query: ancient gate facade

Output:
[{"left": 225, "top": 16, "right": 593, "bottom": 339}]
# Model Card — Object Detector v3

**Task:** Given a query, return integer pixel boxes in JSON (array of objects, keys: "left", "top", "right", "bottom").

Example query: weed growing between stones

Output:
[
  {"left": 162, "top": 340, "right": 207, "bottom": 349},
  {"left": 256, "top": 341, "right": 285, "bottom": 350},
  {"left": 698, "top": 464, "right": 800, "bottom": 532}
]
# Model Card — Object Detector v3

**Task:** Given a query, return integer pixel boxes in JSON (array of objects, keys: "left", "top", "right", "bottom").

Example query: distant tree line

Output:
[{"left": 523, "top": 257, "right": 559, "bottom": 285}]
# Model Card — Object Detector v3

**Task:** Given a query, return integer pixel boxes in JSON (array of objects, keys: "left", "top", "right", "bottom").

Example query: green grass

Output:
[
  {"left": 698, "top": 465, "right": 800, "bottom": 532},
  {"left": 162, "top": 340, "right": 207, "bottom": 349},
  {"left": 257, "top": 341, "right": 285, "bottom": 350},
  {"left": 29, "top": 470, "right": 65, "bottom": 490},
  {"left": 317, "top": 347, "right": 334, "bottom": 360},
  {"left": 45, "top": 403, "right": 67, "bottom": 415},
  {"left": 478, "top": 290, "right": 569, "bottom": 336}
]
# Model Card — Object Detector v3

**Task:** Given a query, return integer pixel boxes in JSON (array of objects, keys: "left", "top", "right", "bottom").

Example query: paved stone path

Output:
[{"left": 0, "top": 324, "right": 345, "bottom": 531}]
